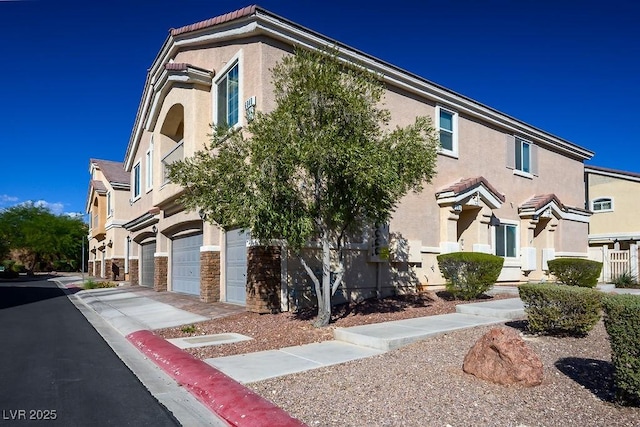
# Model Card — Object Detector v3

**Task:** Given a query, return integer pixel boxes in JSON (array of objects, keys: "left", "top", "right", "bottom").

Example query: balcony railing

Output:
[{"left": 161, "top": 142, "right": 184, "bottom": 185}]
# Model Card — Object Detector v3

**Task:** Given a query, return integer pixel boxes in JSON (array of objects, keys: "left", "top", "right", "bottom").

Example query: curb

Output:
[{"left": 127, "top": 330, "right": 307, "bottom": 427}]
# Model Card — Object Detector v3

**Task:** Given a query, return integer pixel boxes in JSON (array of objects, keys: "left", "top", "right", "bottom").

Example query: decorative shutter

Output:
[
  {"left": 530, "top": 144, "right": 539, "bottom": 176},
  {"left": 505, "top": 134, "right": 515, "bottom": 169}
]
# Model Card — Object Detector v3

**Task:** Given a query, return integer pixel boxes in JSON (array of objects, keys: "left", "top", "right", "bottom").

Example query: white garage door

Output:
[
  {"left": 140, "top": 242, "right": 156, "bottom": 288},
  {"left": 172, "top": 233, "right": 202, "bottom": 296},
  {"left": 225, "top": 229, "right": 248, "bottom": 305}
]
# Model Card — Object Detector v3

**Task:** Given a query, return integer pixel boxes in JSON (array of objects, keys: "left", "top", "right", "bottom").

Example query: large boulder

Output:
[{"left": 463, "top": 327, "right": 543, "bottom": 387}]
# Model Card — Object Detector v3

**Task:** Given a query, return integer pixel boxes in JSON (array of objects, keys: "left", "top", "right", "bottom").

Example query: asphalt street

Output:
[{"left": 0, "top": 278, "right": 180, "bottom": 426}]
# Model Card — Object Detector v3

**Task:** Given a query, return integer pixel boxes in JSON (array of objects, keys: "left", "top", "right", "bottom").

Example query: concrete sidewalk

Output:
[{"left": 207, "top": 298, "right": 525, "bottom": 383}]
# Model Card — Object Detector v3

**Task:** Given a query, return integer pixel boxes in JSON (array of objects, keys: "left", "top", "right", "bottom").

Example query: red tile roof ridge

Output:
[
  {"left": 520, "top": 194, "right": 564, "bottom": 211},
  {"left": 437, "top": 176, "right": 505, "bottom": 202},
  {"left": 164, "top": 62, "right": 212, "bottom": 73},
  {"left": 170, "top": 5, "right": 257, "bottom": 37}
]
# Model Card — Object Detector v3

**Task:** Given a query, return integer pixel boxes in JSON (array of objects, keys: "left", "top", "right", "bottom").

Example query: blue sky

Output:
[{"left": 0, "top": 0, "right": 638, "bottom": 216}]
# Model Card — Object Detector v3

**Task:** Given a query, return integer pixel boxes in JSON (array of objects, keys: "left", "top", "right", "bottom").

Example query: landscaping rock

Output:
[{"left": 462, "top": 327, "right": 543, "bottom": 386}]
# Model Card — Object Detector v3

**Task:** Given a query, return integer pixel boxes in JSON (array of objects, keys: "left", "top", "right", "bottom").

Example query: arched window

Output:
[{"left": 592, "top": 197, "right": 613, "bottom": 212}]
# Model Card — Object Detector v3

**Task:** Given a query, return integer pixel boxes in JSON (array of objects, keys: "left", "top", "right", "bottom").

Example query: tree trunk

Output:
[{"left": 313, "top": 232, "right": 332, "bottom": 327}]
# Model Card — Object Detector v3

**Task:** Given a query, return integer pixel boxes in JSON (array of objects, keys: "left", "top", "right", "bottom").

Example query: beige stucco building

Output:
[
  {"left": 586, "top": 165, "right": 640, "bottom": 282},
  {"left": 86, "top": 5, "right": 594, "bottom": 312},
  {"left": 86, "top": 159, "right": 131, "bottom": 280}
]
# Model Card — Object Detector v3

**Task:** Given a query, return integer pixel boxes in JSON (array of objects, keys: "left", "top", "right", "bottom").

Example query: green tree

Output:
[
  {"left": 0, "top": 203, "right": 87, "bottom": 272},
  {"left": 169, "top": 48, "right": 439, "bottom": 326}
]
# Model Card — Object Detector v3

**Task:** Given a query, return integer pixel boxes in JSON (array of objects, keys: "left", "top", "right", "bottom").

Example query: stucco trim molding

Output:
[
  {"left": 589, "top": 232, "right": 640, "bottom": 243},
  {"left": 146, "top": 63, "right": 213, "bottom": 133},
  {"left": 555, "top": 252, "right": 589, "bottom": 258}
]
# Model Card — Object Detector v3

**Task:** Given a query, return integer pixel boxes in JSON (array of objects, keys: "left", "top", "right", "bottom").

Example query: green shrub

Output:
[
  {"left": 519, "top": 283, "right": 601, "bottom": 336},
  {"left": 612, "top": 270, "right": 639, "bottom": 289},
  {"left": 12, "top": 263, "right": 25, "bottom": 273},
  {"left": 437, "top": 252, "right": 503, "bottom": 300},
  {"left": 181, "top": 325, "right": 197, "bottom": 334},
  {"left": 547, "top": 258, "right": 602, "bottom": 288},
  {"left": 96, "top": 281, "right": 116, "bottom": 288},
  {"left": 602, "top": 294, "right": 640, "bottom": 406},
  {"left": 83, "top": 279, "right": 116, "bottom": 289},
  {"left": 0, "top": 260, "right": 18, "bottom": 279}
]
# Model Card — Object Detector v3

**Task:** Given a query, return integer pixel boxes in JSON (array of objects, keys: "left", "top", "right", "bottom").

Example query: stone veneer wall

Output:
[
  {"left": 109, "top": 258, "right": 125, "bottom": 281},
  {"left": 88, "top": 261, "right": 94, "bottom": 277},
  {"left": 200, "top": 251, "right": 220, "bottom": 303},
  {"left": 154, "top": 256, "right": 168, "bottom": 292},
  {"left": 129, "top": 259, "right": 139, "bottom": 286},
  {"left": 246, "top": 246, "right": 281, "bottom": 314}
]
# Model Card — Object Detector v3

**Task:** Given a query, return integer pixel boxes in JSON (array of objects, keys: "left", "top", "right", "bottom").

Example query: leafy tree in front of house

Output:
[
  {"left": 169, "top": 48, "right": 439, "bottom": 326},
  {"left": 0, "top": 203, "right": 87, "bottom": 272}
]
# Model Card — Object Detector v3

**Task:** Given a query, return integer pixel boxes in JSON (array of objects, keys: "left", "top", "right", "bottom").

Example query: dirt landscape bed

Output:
[
  {"left": 156, "top": 291, "right": 504, "bottom": 359},
  {"left": 157, "top": 292, "right": 639, "bottom": 426}
]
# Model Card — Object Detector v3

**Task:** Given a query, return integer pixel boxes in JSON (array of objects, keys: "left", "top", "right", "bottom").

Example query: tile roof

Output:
[
  {"left": 437, "top": 176, "right": 506, "bottom": 202},
  {"left": 170, "top": 5, "right": 257, "bottom": 36},
  {"left": 90, "top": 158, "right": 129, "bottom": 186},
  {"left": 164, "top": 62, "right": 211, "bottom": 73},
  {"left": 90, "top": 179, "right": 107, "bottom": 194},
  {"left": 519, "top": 194, "right": 564, "bottom": 211}
]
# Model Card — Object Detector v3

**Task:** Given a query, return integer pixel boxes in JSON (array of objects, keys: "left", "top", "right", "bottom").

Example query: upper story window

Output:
[
  {"left": 507, "top": 135, "right": 538, "bottom": 177},
  {"left": 145, "top": 139, "right": 153, "bottom": 192},
  {"left": 216, "top": 62, "right": 239, "bottom": 127},
  {"left": 515, "top": 137, "right": 531, "bottom": 173},
  {"left": 436, "top": 106, "right": 458, "bottom": 156},
  {"left": 106, "top": 191, "right": 112, "bottom": 217},
  {"left": 495, "top": 222, "right": 518, "bottom": 258},
  {"left": 133, "top": 162, "right": 141, "bottom": 200},
  {"left": 592, "top": 197, "right": 613, "bottom": 212}
]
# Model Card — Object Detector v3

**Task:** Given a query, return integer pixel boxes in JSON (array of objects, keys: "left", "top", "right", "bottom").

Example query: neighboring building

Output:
[
  {"left": 90, "top": 5, "right": 594, "bottom": 312},
  {"left": 585, "top": 165, "right": 640, "bottom": 282},
  {"left": 86, "top": 159, "right": 131, "bottom": 280}
]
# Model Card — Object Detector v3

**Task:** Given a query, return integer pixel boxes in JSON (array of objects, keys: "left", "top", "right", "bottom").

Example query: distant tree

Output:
[
  {"left": 169, "top": 48, "right": 439, "bottom": 326},
  {"left": 0, "top": 203, "right": 87, "bottom": 272}
]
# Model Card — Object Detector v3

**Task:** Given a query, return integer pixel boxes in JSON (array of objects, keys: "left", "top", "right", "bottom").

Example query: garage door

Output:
[
  {"left": 172, "top": 233, "right": 202, "bottom": 296},
  {"left": 140, "top": 241, "right": 156, "bottom": 288},
  {"left": 225, "top": 229, "right": 248, "bottom": 305}
]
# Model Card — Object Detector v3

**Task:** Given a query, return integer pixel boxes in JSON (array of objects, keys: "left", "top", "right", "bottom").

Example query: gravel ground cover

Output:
[
  {"left": 248, "top": 321, "right": 639, "bottom": 427},
  {"left": 157, "top": 291, "right": 640, "bottom": 426}
]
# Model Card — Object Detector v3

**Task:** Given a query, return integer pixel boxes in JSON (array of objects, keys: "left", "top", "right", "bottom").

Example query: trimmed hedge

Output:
[
  {"left": 547, "top": 258, "right": 602, "bottom": 288},
  {"left": 436, "top": 252, "right": 503, "bottom": 300},
  {"left": 602, "top": 294, "right": 640, "bottom": 406},
  {"left": 519, "top": 283, "right": 601, "bottom": 336}
]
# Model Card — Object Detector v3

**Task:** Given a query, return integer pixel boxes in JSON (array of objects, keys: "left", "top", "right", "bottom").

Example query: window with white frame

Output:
[
  {"left": 592, "top": 197, "right": 613, "bottom": 212},
  {"left": 106, "top": 191, "right": 112, "bottom": 217},
  {"left": 495, "top": 222, "right": 518, "bottom": 258},
  {"left": 216, "top": 62, "right": 239, "bottom": 127},
  {"left": 133, "top": 162, "right": 141, "bottom": 199},
  {"left": 507, "top": 135, "right": 538, "bottom": 176},
  {"left": 515, "top": 137, "right": 531, "bottom": 173},
  {"left": 436, "top": 106, "right": 458, "bottom": 155},
  {"left": 145, "top": 139, "right": 153, "bottom": 192}
]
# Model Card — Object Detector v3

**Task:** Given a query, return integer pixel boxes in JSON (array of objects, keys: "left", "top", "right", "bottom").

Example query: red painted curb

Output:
[{"left": 126, "top": 330, "right": 307, "bottom": 427}]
